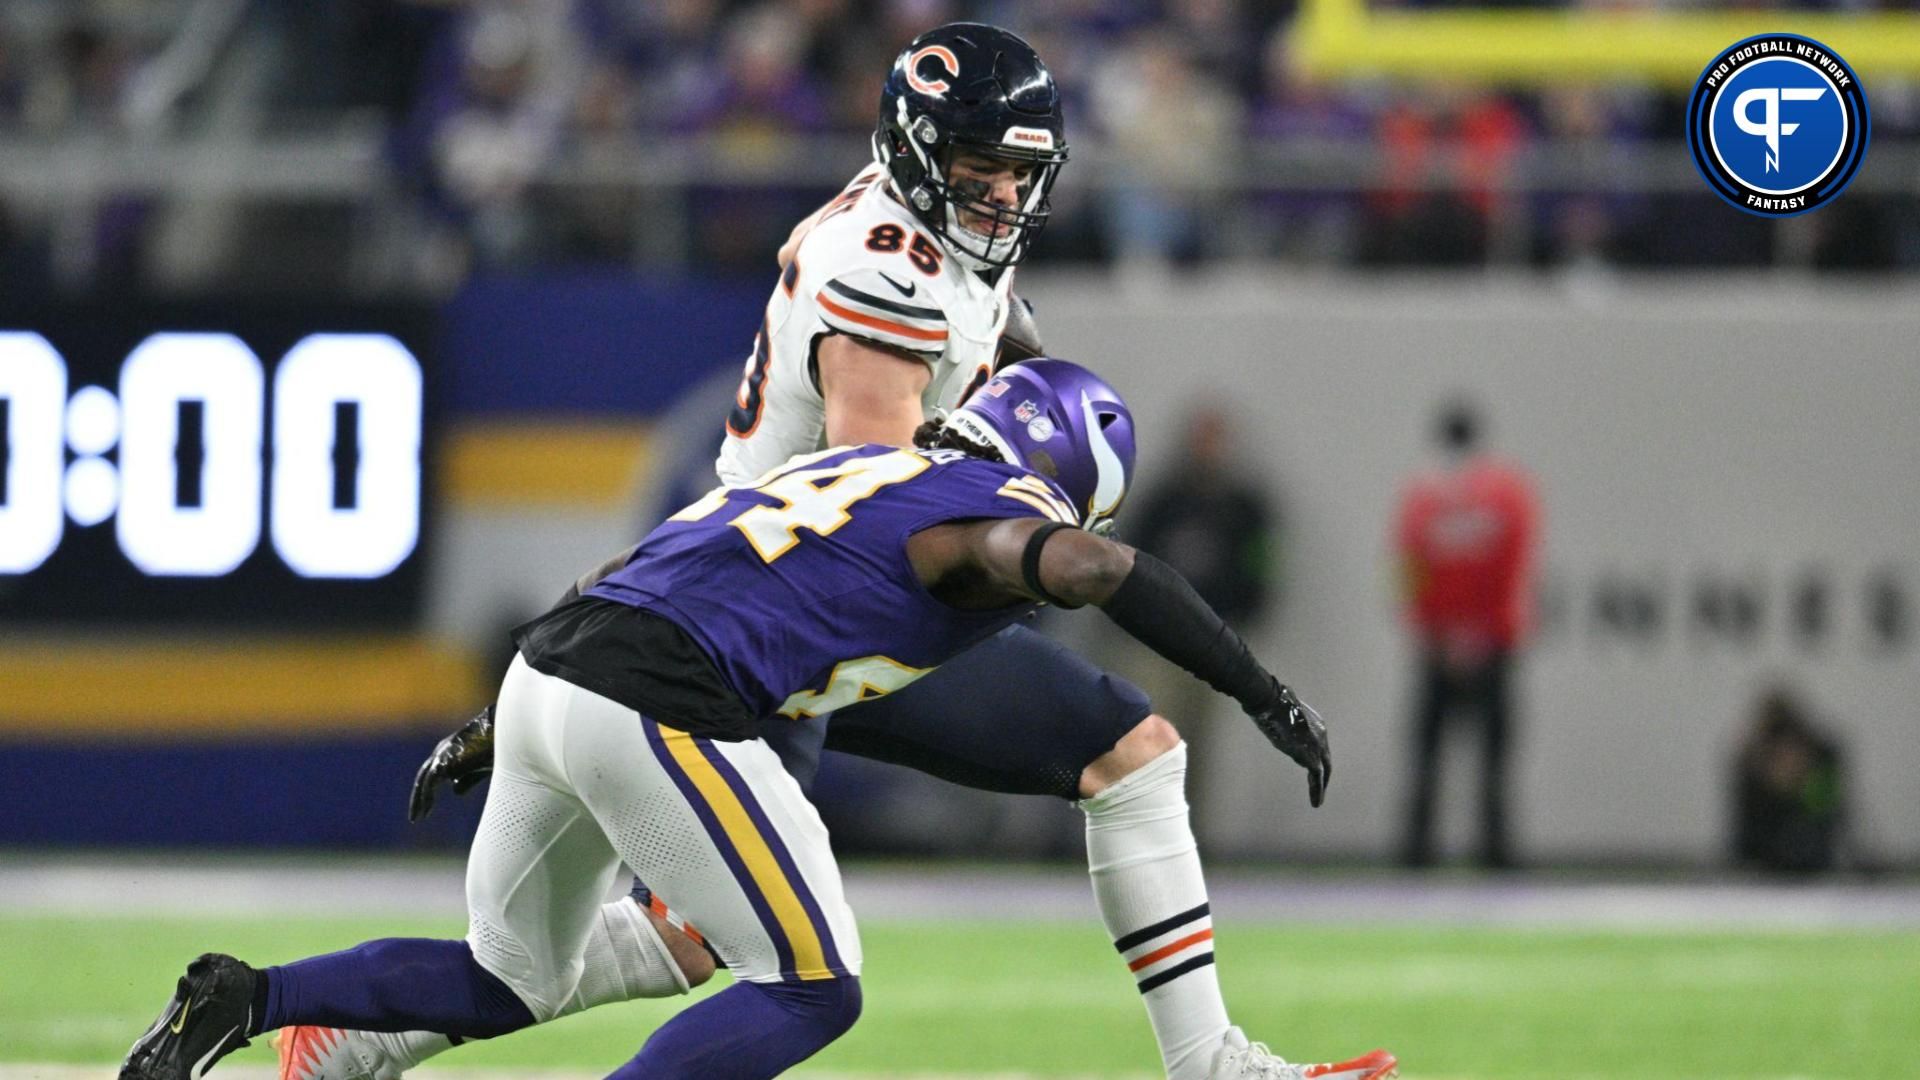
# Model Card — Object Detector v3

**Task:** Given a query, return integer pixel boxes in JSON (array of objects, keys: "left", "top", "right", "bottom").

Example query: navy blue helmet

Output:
[{"left": 874, "top": 23, "right": 1068, "bottom": 270}]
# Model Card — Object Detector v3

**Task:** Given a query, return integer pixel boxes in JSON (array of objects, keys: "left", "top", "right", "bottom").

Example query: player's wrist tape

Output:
[
  {"left": 1100, "top": 551, "right": 1281, "bottom": 715},
  {"left": 1022, "top": 521, "right": 1081, "bottom": 608}
]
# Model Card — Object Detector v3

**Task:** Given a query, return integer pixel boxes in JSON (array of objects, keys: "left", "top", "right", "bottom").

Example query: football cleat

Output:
[
  {"left": 1301, "top": 1050, "right": 1399, "bottom": 1080},
  {"left": 120, "top": 953, "right": 259, "bottom": 1080},
  {"left": 275, "top": 1026, "right": 406, "bottom": 1080},
  {"left": 1208, "top": 1027, "right": 1398, "bottom": 1080}
]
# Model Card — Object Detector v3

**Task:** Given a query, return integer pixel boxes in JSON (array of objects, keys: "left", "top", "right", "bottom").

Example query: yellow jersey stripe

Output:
[
  {"left": 1005, "top": 475, "right": 1079, "bottom": 523},
  {"left": 998, "top": 488, "right": 1075, "bottom": 524}
]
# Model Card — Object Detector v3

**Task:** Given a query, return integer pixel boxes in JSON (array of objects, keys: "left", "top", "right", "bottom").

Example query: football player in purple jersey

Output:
[
  {"left": 121, "top": 361, "right": 1392, "bottom": 1080},
  {"left": 283, "top": 22, "right": 1395, "bottom": 1080}
]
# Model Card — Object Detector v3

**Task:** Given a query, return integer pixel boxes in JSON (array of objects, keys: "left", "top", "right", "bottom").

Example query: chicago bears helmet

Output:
[
  {"left": 945, "top": 359, "right": 1135, "bottom": 533},
  {"left": 874, "top": 23, "right": 1069, "bottom": 270}
]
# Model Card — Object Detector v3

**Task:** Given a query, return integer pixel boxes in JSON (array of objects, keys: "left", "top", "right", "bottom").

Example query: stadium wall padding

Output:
[
  {"left": 7, "top": 275, "right": 1918, "bottom": 863},
  {"left": 0, "top": 735, "right": 486, "bottom": 849},
  {"left": 1019, "top": 275, "right": 1920, "bottom": 865}
]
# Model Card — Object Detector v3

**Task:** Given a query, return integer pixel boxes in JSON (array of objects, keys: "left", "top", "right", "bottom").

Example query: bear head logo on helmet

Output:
[{"left": 874, "top": 23, "right": 1069, "bottom": 272}]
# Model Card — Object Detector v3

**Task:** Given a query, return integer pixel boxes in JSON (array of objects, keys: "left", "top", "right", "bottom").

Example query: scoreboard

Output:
[{"left": 0, "top": 304, "right": 435, "bottom": 626}]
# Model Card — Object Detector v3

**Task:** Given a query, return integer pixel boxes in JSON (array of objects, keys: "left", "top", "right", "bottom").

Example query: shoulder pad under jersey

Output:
[
  {"left": 814, "top": 265, "right": 950, "bottom": 356},
  {"left": 794, "top": 187, "right": 962, "bottom": 357}
]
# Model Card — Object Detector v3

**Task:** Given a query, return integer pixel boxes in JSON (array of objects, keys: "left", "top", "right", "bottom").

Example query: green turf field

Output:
[{"left": 7, "top": 914, "right": 1916, "bottom": 1078}]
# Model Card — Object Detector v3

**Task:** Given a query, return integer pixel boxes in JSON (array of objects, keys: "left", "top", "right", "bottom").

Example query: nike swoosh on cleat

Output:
[
  {"left": 192, "top": 1026, "right": 239, "bottom": 1080},
  {"left": 170, "top": 997, "right": 192, "bottom": 1035},
  {"left": 877, "top": 272, "right": 917, "bottom": 298}
]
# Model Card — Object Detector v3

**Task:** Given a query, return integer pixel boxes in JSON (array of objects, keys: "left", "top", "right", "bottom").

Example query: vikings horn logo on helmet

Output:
[{"left": 1081, "top": 390, "right": 1126, "bottom": 521}]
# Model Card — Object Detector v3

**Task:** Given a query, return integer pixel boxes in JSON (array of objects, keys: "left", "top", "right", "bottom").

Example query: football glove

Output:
[
  {"left": 408, "top": 704, "right": 496, "bottom": 822},
  {"left": 995, "top": 294, "right": 1044, "bottom": 368},
  {"left": 1248, "top": 684, "right": 1332, "bottom": 808}
]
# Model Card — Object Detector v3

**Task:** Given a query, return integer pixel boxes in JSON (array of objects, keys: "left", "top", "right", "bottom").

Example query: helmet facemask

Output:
[{"left": 877, "top": 100, "right": 1067, "bottom": 271}]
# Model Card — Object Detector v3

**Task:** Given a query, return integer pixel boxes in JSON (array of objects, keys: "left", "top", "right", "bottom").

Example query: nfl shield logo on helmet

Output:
[{"left": 1014, "top": 400, "right": 1040, "bottom": 423}]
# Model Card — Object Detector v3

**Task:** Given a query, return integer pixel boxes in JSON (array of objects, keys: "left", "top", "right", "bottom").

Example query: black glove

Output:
[
  {"left": 408, "top": 704, "right": 497, "bottom": 822},
  {"left": 995, "top": 294, "right": 1044, "bottom": 368},
  {"left": 1248, "top": 684, "right": 1332, "bottom": 808}
]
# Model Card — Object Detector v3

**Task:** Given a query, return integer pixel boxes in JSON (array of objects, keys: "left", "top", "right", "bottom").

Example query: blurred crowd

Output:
[{"left": 1, "top": 0, "right": 1918, "bottom": 294}]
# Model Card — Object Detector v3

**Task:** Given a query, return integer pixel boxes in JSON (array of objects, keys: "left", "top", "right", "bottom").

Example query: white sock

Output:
[
  {"left": 358, "top": 898, "right": 691, "bottom": 1075},
  {"left": 1080, "top": 742, "right": 1231, "bottom": 1080},
  {"left": 562, "top": 893, "right": 692, "bottom": 1011}
]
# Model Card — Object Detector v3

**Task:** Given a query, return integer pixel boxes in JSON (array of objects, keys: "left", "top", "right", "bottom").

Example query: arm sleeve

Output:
[
  {"left": 1097, "top": 550, "right": 1282, "bottom": 716},
  {"left": 815, "top": 268, "right": 950, "bottom": 356}
]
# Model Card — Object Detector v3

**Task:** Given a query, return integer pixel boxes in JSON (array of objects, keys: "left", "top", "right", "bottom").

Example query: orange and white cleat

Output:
[
  {"left": 1209, "top": 1027, "right": 1398, "bottom": 1080},
  {"left": 1302, "top": 1049, "right": 1399, "bottom": 1080},
  {"left": 274, "top": 1026, "right": 403, "bottom": 1080}
]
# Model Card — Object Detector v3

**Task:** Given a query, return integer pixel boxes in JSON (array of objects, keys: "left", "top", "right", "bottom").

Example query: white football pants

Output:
[{"left": 465, "top": 654, "right": 862, "bottom": 1021}]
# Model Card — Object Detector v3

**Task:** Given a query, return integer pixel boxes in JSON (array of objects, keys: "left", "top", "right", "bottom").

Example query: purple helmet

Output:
[{"left": 945, "top": 358, "right": 1136, "bottom": 531}]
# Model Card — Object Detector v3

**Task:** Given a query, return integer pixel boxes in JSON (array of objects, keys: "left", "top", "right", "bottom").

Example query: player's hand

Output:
[
  {"left": 995, "top": 294, "right": 1044, "bottom": 368},
  {"left": 408, "top": 704, "right": 497, "bottom": 822},
  {"left": 1248, "top": 684, "right": 1331, "bottom": 808}
]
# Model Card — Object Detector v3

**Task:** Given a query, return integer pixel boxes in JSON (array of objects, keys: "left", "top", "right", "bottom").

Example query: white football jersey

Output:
[{"left": 715, "top": 165, "right": 1014, "bottom": 486}]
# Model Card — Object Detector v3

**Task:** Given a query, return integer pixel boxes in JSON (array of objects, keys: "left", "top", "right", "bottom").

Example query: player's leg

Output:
[
  {"left": 827, "top": 624, "right": 1393, "bottom": 1080},
  {"left": 579, "top": 712, "right": 863, "bottom": 1076},
  {"left": 279, "top": 898, "right": 708, "bottom": 1080},
  {"left": 1080, "top": 717, "right": 1240, "bottom": 1080},
  {"left": 823, "top": 626, "right": 1209, "bottom": 1078},
  {"left": 278, "top": 664, "right": 750, "bottom": 1080},
  {"left": 1399, "top": 650, "right": 1449, "bottom": 868},
  {"left": 278, "top": 718, "right": 835, "bottom": 1080},
  {"left": 1478, "top": 651, "right": 1514, "bottom": 869},
  {"left": 280, "top": 654, "right": 624, "bottom": 1029},
  {"left": 123, "top": 659, "right": 620, "bottom": 1080},
  {"left": 285, "top": 658, "right": 861, "bottom": 1078},
  {"left": 1056, "top": 664, "right": 1395, "bottom": 1078}
]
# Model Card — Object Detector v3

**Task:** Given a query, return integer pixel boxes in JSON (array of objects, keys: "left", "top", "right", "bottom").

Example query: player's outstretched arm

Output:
[{"left": 969, "top": 517, "right": 1333, "bottom": 807}]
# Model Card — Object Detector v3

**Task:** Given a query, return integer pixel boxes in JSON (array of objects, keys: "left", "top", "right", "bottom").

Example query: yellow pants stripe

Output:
[{"left": 656, "top": 726, "right": 834, "bottom": 980}]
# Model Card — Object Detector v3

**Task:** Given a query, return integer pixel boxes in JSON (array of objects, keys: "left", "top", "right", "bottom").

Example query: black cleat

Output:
[{"left": 121, "top": 953, "right": 259, "bottom": 1080}]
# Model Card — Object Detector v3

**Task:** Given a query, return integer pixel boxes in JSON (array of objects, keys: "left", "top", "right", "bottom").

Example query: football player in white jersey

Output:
[
  {"left": 283, "top": 23, "right": 1394, "bottom": 1080},
  {"left": 715, "top": 156, "right": 1013, "bottom": 489}
]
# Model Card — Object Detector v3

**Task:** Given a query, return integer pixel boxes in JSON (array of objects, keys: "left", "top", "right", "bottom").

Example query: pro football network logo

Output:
[{"left": 1687, "top": 34, "right": 1869, "bottom": 217}]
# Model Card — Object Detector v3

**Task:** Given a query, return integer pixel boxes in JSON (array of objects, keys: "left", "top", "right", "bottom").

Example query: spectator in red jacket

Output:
[{"left": 1394, "top": 399, "right": 1539, "bottom": 869}]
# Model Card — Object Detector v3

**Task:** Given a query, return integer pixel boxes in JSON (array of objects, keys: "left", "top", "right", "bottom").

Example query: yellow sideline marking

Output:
[
  {"left": 441, "top": 420, "right": 653, "bottom": 509},
  {"left": 1293, "top": 0, "right": 1920, "bottom": 86},
  {"left": 656, "top": 725, "right": 835, "bottom": 979},
  {"left": 0, "top": 637, "right": 484, "bottom": 735}
]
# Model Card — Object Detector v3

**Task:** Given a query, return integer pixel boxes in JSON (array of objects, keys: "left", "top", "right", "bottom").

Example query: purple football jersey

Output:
[{"left": 587, "top": 444, "right": 1079, "bottom": 722}]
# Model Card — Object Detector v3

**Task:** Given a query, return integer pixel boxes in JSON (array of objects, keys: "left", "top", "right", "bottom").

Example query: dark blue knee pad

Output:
[
  {"left": 614, "top": 976, "right": 860, "bottom": 1078},
  {"left": 823, "top": 623, "right": 1151, "bottom": 799},
  {"left": 755, "top": 975, "right": 863, "bottom": 1038}
]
